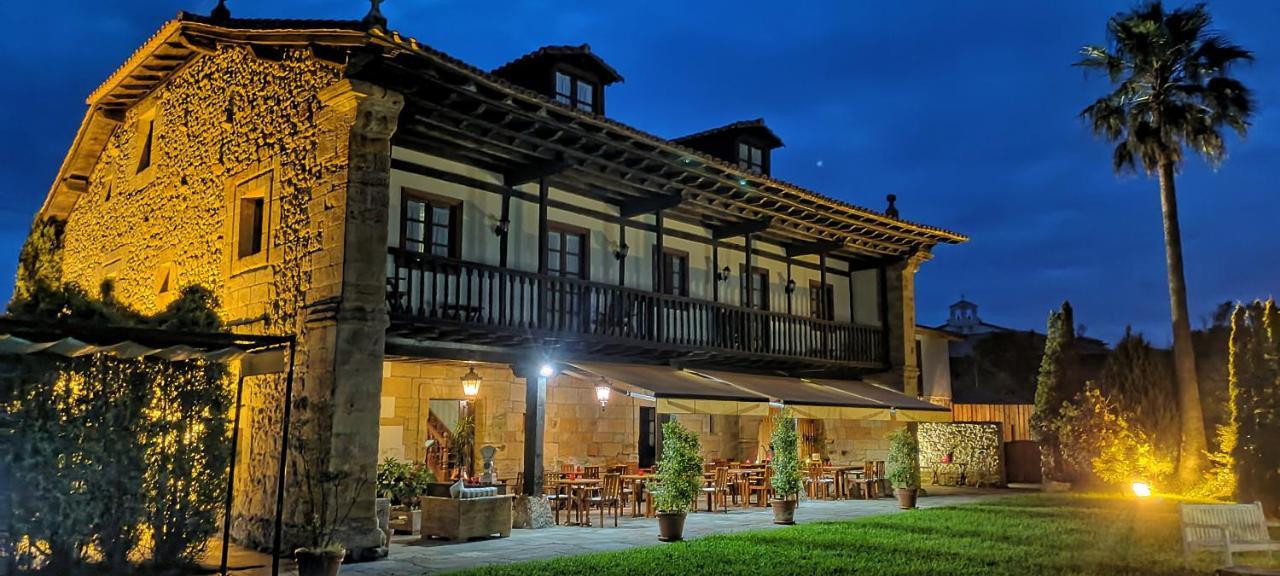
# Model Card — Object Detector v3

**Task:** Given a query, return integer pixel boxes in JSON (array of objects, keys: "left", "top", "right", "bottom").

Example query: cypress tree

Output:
[
  {"left": 1229, "top": 301, "right": 1280, "bottom": 513},
  {"left": 1032, "top": 301, "right": 1077, "bottom": 482}
]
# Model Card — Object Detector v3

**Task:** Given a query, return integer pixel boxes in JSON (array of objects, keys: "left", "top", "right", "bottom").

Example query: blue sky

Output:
[{"left": 1, "top": 0, "right": 1277, "bottom": 344}]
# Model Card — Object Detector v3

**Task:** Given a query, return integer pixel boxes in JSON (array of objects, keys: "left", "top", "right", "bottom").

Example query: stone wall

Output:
[
  {"left": 379, "top": 360, "right": 644, "bottom": 477},
  {"left": 57, "top": 44, "right": 351, "bottom": 548}
]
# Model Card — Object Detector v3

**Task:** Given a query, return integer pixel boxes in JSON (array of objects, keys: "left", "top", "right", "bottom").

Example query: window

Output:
[
  {"left": 554, "top": 70, "right": 597, "bottom": 113},
  {"left": 737, "top": 141, "right": 764, "bottom": 174},
  {"left": 237, "top": 196, "right": 265, "bottom": 258},
  {"left": 810, "top": 281, "right": 835, "bottom": 321},
  {"left": 741, "top": 267, "right": 769, "bottom": 310},
  {"left": 233, "top": 171, "right": 273, "bottom": 266},
  {"left": 547, "top": 224, "right": 589, "bottom": 330},
  {"left": 656, "top": 248, "right": 689, "bottom": 297},
  {"left": 401, "top": 190, "right": 461, "bottom": 258},
  {"left": 136, "top": 118, "right": 155, "bottom": 173}
]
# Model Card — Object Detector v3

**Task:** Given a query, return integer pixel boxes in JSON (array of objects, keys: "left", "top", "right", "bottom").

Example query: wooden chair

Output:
[
  {"left": 561, "top": 463, "right": 576, "bottom": 475},
  {"left": 746, "top": 467, "right": 773, "bottom": 507},
  {"left": 582, "top": 465, "right": 601, "bottom": 479},
  {"left": 700, "top": 467, "right": 732, "bottom": 512},
  {"left": 874, "top": 461, "right": 889, "bottom": 496},
  {"left": 1180, "top": 501, "right": 1280, "bottom": 568},
  {"left": 514, "top": 471, "right": 525, "bottom": 495},
  {"left": 849, "top": 460, "right": 877, "bottom": 499},
  {"left": 543, "top": 472, "right": 566, "bottom": 525},
  {"left": 806, "top": 463, "right": 835, "bottom": 500},
  {"left": 588, "top": 473, "right": 624, "bottom": 527}
]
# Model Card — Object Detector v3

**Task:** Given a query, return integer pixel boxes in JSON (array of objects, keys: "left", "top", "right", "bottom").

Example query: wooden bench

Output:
[{"left": 1180, "top": 502, "right": 1280, "bottom": 568}]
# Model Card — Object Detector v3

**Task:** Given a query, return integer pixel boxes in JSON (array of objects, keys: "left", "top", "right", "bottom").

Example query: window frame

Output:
[
  {"left": 228, "top": 167, "right": 276, "bottom": 275},
  {"left": 809, "top": 280, "right": 836, "bottom": 321},
  {"left": 552, "top": 66, "right": 601, "bottom": 114},
  {"left": 740, "top": 265, "right": 770, "bottom": 311},
  {"left": 736, "top": 139, "right": 766, "bottom": 175},
  {"left": 546, "top": 222, "right": 590, "bottom": 281},
  {"left": 400, "top": 188, "right": 463, "bottom": 260},
  {"left": 653, "top": 246, "right": 690, "bottom": 297}
]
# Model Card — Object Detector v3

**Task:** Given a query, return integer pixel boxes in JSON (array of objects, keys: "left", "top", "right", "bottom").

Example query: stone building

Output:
[{"left": 32, "top": 3, "right": 965, "bottom": 557}]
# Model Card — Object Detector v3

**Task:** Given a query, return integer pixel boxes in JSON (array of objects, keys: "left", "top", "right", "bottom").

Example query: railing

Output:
[{"left": 387, "top": 248, "right": 886, "bottom": 366}]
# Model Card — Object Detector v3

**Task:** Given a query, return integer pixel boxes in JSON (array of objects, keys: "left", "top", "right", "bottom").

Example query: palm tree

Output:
[{"left": 1078, "top": 2, "right": 1254, "bottom": 487}]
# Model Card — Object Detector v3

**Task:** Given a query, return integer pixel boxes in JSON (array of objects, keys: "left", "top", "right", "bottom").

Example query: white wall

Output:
[{"left": 918, "top": 334, "right": 952, "bottom": 402}]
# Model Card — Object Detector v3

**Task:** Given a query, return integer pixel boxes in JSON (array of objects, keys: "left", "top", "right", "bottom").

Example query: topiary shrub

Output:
[
  {"left": 769, "top": 410, "right": 803, "bottom": 501},
  {"left": 652, "top": 419, "right": 702, "bottom": 513},
  {"left": 887, "top": 428, "right": 921, "bottom": 490}
]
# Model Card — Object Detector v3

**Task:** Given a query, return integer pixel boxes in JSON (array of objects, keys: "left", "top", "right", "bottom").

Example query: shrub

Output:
[
  {"left": 886, "top": 428, "right": 920, "bottom": 490},
  {"left": 769, "top": 410, "right": 803, "bottom": 501},
  {"left": 1057, "top": 384, "right": 1173, "bottom": 489},
  {"left": 652, "top": 419, "right": 702, "bottom": 513}
]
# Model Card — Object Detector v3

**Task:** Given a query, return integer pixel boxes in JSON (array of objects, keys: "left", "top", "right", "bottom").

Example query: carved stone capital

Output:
[{"left": 318, "top": 79, "right": 404, "bottom": 140}]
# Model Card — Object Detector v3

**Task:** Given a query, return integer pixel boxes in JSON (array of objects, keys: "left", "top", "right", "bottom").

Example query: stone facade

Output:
[{"left": 53, "top": 44, "right": 398, "bottom": 551}]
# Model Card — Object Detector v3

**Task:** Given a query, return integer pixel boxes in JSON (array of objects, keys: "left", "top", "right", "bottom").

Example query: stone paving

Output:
[{"left": 212, "top": 487, "right": 1018, "bottom": 576}]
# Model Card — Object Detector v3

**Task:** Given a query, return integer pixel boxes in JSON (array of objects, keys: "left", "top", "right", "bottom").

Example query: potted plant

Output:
[
  {"left": 377, "top": 458, "right": 435, "bottom": 535},
  {"left": 292, "top": 399, "right": 368, "bottom": 576},
  {"left": 769, "top": 409, "right": 803, "bottom": 524},
  {"left": 887, "top": 427, "right": 921, "bottom": 509},
  {"left": 651, "top": 419, "right": 702, "bottom": 542}
]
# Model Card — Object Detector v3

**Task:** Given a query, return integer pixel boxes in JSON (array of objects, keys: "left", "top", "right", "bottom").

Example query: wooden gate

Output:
[{"left": 1004, "top": 440, "right": 1041, "bottom": 483}]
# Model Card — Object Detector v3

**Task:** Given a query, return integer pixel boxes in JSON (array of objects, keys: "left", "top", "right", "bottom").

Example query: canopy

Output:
[
  {"left": 0, "top": 318, "right": 292, "bottom": 365},
  {"left": 567, "top": 362, "right": 770, "bottom": 416},
  {"left": 808, "top": 377, "right": 952, "bottom": 422}
]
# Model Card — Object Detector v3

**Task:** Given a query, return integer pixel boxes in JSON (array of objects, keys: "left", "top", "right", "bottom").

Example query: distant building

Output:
[{"left": 937, "top": 298, "right": 1014, "bottom": 356}]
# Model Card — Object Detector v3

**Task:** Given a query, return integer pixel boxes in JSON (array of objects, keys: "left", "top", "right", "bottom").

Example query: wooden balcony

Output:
[{"left": 386, "top": 248, "right": 888, "bottom": 370}]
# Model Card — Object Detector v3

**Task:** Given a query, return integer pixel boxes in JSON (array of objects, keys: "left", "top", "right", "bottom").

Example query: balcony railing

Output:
[{"left": 387, "top": 248, "right": 886, "bottom": 367}]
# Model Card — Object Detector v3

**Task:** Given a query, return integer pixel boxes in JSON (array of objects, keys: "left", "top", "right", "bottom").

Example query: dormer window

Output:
[
  {"left": 738, "top": 142, "right": 764, "bottom": 174},
  {"left": 555, "top": 71, "right": 596, "bottom": 113}
]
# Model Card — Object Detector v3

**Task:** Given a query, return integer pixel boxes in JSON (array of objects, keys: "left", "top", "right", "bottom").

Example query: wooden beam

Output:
[
  {"left": 506, "top": 157, "right": 570, "bottom": 187},
  {"left": 522, "top": 369, "right": 547, "bottom": 496},
  {"left": 786, "top": 239, "right": 845, "bottom": 258},
  {"left": 619, "top": 193, "right": 683, "bottom": 219},
  {"left": 711, "top": 217, "right": 774, "bottom": 240}
]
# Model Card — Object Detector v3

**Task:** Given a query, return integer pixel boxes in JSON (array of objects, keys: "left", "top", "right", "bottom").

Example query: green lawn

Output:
[{"left": 451, "top": 494, "right": 1279, "bottom": 576}]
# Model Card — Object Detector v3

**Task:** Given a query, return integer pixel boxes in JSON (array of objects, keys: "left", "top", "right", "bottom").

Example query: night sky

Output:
[{"left": 1, "top": 0, "right": 1277, "bottom": 345}]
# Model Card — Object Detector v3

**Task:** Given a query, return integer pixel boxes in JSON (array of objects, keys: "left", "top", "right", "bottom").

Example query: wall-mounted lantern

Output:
[
  {"left": 595, "top": 382, "right": 611, "bottom": 408},
  {"left": 614, "top": 242, "right": 629, "bottom": 261},
  {"left": 717, "top": 266, "right": 731, "bottom": 282},
  {"left": 785, "top": 278, "right": 797, "bottom": 294},
  {"left": 461, "top": 365, "right": 482, "bottom": 399},
  {"left": 493, "top": 217, "right": 510, "bottom": 237}
]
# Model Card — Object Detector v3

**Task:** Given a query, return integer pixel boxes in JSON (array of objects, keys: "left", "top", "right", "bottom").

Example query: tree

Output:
[
  {"left": 1078, "top": 2, "right": 1255, "bottom": 486},
  {"left": 1100, "top": 328, "right": 1178, "bottom": 459},
  {"left": 1227, "top": 302, "right": 1280, "bottom": 514},
  {"left": 1031, "top": 302, "right": 1078, "bottom": 482}
]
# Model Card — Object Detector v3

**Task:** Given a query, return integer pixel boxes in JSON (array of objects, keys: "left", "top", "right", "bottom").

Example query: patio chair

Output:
[
  {"left": 849, "top": 460, "right": 877, "bottom": 499},
  {"left": 543, "top": 472, "right": 567, "bottom": 525},
  {"left": 582, "top": 466, "right": 601, "bottom": 479},
  {"left": 806, "top": 463, "right": 835, "bottom": 500},
  {"left": 588, "top": 473, "right": 624, "bottom": 527},
  {"left": 746, "top": 467, "right": 773, "bottom": 507},
  {"left": 701, "top": 468, "right": 731, "bottom": 512},
  {"left": 561, "top": 463, "right": 576, "bottom": 475},
  {"left": 874, "top": 461, "right": 889, "bottom": 495}
]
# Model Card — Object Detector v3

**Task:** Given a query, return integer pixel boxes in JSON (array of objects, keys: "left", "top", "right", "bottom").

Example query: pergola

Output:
[{"left": 0, "top": 317, "right": 296, "bottom": 576}]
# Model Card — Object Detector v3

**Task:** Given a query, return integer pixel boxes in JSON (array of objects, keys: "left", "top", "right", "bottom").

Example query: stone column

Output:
[
  {"left": 871, "top": 251, "right": 931, "bottom": 396},
  {"left": 296, "top": 79, "right": 403, "bottom": 557}
]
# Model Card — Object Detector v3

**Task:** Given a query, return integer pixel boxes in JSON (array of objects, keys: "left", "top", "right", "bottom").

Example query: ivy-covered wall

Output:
[
  {"left": 56, "top": 44, "right": 346, "bottom": 548},
  {"left": 918, "top": 422, "right": 1004, "bottom": 486}
]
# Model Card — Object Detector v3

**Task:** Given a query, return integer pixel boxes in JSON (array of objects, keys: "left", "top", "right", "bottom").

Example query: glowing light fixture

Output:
[
  {"left": 1131, "top": 482, "right": 1152, "bottom": 498},
  {"left": 461, "top": 365, "right": 482, "bottom": 399},
  {"left": 595, "top": 383, "right": 611, "bottom": 408},
  {"left": 539, "top": 363, "right": 555, "bottom": 378}
]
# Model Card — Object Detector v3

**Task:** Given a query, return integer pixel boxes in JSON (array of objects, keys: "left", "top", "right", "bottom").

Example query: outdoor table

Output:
[
  {"left": 620, "top": 474, "right": 649, "bottom": 517},
  {"left": 559, "top": 478, "right": 602, "bottom": 526},
  {"left": 824, "top": 465, "right": 864, "bottom": 499},
  {"left": 727, "top": 469, "right": 763, "bottom": 507}
]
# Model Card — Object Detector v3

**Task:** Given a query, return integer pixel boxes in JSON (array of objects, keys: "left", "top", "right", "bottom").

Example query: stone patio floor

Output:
[{"left": 208, "top": 486, "right": 1022, "bottom": 576}]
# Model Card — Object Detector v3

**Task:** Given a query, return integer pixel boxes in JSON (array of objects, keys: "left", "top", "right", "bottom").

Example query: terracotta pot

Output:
[
  {"left": 771, "top": 499, "right": 798, "bottom": 525},
  {"left": 295, "top": 547, "right": 345, "bottom": 576},
  {"left": 656, "top": 511, "right": 687, "bottom": 542},
  {"left": 895, "top": 488, "right": 918, "bottom": 509}
]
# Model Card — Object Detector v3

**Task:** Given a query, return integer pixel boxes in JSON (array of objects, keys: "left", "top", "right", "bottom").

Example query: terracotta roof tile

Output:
[
  {"left": 673, "top": 118, "right": 784, "bottom": 148},
  {"left": 490, "top": 44, "right": 624, "bottom": 84}
]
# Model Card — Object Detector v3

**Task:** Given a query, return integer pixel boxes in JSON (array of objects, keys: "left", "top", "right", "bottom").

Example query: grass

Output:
[{"left": 449, "top": 493, "right": 1280, "bottom": 576}]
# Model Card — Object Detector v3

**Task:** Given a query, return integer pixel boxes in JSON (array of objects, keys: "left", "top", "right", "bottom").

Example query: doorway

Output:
[{"left": 638, "top": 406, "right": 656, "bottom": 468}]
